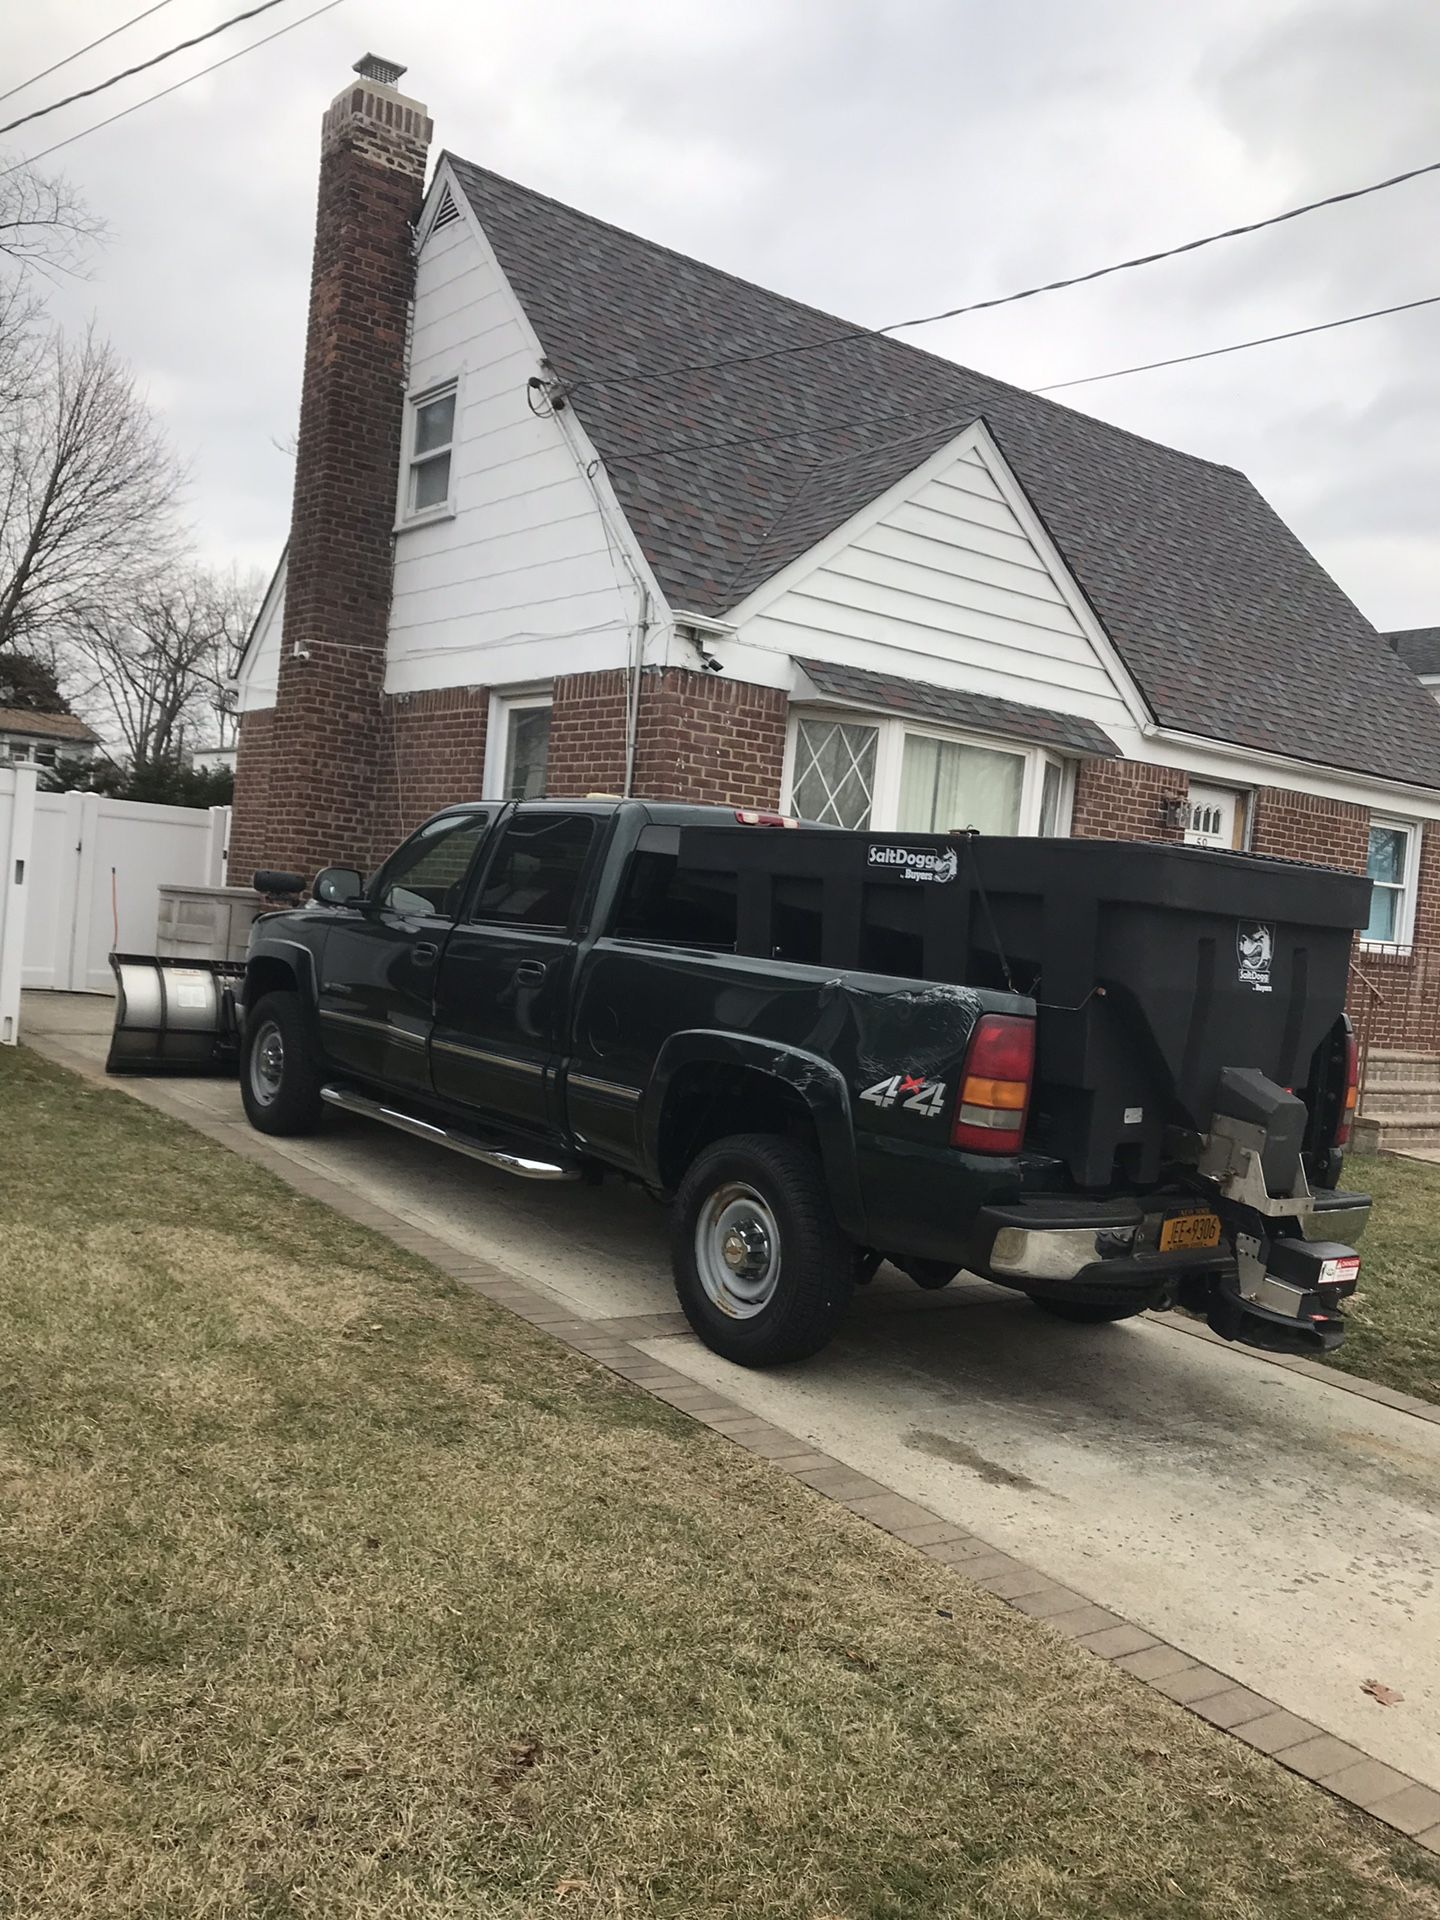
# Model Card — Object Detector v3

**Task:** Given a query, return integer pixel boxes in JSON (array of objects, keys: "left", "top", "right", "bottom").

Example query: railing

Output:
[
  {"left": 1346, "top": 940, "right": 1440, "bottom": 1074},
  {"left": 1347, "top": 958, "right": 1384, "bottom": 1095}
]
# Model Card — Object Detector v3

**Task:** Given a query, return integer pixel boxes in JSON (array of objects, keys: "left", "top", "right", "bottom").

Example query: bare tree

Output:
[
  {"left": 66, "top": 567, "right": 257, "bottom": 765},
  {"left": 0, "top": 154, "right": 101, "bottom": 280},
  {"left": 0, "top": 322, "right": 183, "bottom": 655}
]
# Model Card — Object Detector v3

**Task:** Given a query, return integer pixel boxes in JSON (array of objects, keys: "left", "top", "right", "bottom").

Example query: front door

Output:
[
  {"left": 1185, "top": 784, "right": 1248, "bottom": 851},
  {"left": 317, "top": 809, "right": 492, "bottom": 1093},
  {"left": 431, "top": 807, "right": 602, "bottom": 1133}
]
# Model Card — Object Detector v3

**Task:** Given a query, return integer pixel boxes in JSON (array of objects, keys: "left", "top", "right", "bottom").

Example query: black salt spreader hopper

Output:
[{"left": 678, "top": 825, "right": 1372, "bottom": 1356}]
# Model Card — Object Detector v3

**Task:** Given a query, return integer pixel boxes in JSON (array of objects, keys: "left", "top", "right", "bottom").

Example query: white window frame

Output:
[
  {"left": 1360, "top": 816, "right": 1419, "bottom": 954},
  {"left": 784, "top": 707, "right": 1074, "bottom": 838},
  {"left": 397, "top": 375, "right": 460, "bottom": 527},
  {"left": 483, "top": 688, "right": 553, "bottom": 801}
]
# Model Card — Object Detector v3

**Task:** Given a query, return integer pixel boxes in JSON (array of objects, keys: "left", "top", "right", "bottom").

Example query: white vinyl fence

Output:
[{"left": 0, "top": 766, "right": 230, "bottom": 1041}]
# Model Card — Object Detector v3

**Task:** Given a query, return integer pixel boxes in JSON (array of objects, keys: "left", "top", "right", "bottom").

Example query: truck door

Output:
[
  {"left": 317, "top": 809, "right": 492, "bottom": 1094},
  {"left": 431, "top": 807, "right": 601, "bottom": 1133}
]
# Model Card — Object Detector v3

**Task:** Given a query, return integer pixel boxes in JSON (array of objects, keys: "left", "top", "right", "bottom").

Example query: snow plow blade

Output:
[{"left": 106, "top": 953, "right": 244, "bottom": 1075}]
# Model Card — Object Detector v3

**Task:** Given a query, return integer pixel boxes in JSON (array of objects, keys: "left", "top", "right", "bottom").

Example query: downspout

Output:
[{"left": 624, "top": 584, "right": 650, "bottom": 798}]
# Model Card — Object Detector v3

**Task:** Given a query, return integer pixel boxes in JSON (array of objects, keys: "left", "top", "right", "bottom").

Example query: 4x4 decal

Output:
[{"left": 859, "top": 1073, "right": 948, "bottom": 1117}]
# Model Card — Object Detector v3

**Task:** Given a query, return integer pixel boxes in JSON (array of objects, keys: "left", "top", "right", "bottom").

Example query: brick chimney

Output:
[{"left": 230, "top": 57, "right": 432, "bottom": 882}]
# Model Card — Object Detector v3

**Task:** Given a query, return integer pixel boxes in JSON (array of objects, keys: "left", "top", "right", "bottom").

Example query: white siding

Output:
[
  {"left": 732, "top": 435, "right": 1139, "bottom": 740},
  {"left": 384, "top": 199, "right": 639, "bottom": 696},
  {"left": 235, "top": 567, "right": 283, "bottom": 712}
]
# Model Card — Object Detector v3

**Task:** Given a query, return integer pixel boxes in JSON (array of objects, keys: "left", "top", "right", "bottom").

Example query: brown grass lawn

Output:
[
  {"left": 1, "top": 1046, "right": 1438, "bottom": 1920},
  {"left": 1324, "top": 1152, "right": 1440, "bottom": 1405}
]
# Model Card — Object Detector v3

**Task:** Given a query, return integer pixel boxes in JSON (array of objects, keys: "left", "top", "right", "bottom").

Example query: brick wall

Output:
[
  {"left": 229, "top": 70, "right": 431, "bottom": 879},
  {"left": 636, "top": 669, "right": 788, "bottom": 807},
  {"left": 1250, "top": 786, "right": 1369, "bottom": 870},
  {"left": 1071, "top": 757, "right": 1188, "bottom": 841},
  {"left": 546, "top": 667, "right": 789, "bottom": 808},
  {"left": 371, "top": 686, "right": 490, "bottom": 856},
  {"left": 547, "top": 670, "right": 630, "bottom": 798},
  {"left": 227, "top": 708, "right": 280, "bottom": 884}
]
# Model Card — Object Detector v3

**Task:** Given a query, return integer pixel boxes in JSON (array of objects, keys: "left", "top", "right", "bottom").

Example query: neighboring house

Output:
[
  {"left": 189, "top": 746, "right": 237, "bottom": 777},
  {"left": 1387, "top": 629, "right": 1440, "bottom": 704},
  {"left": 0, "top": 709, "right": 99, "bottom": 771},
  {"left": 232, "top": 56, "right": 1440, "bottom": 1055}
]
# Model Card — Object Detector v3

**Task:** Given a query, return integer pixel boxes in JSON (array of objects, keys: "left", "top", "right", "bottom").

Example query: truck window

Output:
[
  {"left": 373, "top": 811, "right": 490, "bottom": 918},
  {"left": 612, "top": 851, "right": 738, "bottom": 949},
  {"left": 471, "top": 812, "right": 595, "bottom": 930}
]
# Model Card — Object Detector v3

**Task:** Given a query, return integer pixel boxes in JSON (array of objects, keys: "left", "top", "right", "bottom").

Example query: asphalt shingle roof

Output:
[
  {"left": 449, "top": 156, "right": 1440, "bottom": 791},
  {"left": 0, "top": 708, "right": 98, "bottom": 743},
  {"left": 1387, "top": 628, "right": 1440, "bottom": 678},
  {"left": 796, "top": 659, "right": 1117, "bottom": 759}
]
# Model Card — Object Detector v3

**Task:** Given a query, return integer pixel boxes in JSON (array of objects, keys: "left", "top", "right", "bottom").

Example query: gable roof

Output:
[
  {"left": 0, "top": 707, "right": 99, "bottom": 743},
  {"left": 1388, "top": 628, "right": 1440, "bottom": 678},
  {"left": 447, "top": 156, "right": 1440, "bottom": 791}
]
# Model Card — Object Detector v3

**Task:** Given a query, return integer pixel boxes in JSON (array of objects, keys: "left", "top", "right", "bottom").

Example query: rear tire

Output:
[
  {"left": 672, "top": 1133, "right": 854, "bottom": 1366},
  {"left": 1030, "top": 1295, "right": 1147, "bottom": 1324},
  {"left": 240, "top": 991, "right": 324, "bottom": 1136}
]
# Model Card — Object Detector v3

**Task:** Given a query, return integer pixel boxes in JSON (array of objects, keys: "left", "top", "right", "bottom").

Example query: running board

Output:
[{"left": 319, "top": 1085, "right": 580, "bottom": 1181}]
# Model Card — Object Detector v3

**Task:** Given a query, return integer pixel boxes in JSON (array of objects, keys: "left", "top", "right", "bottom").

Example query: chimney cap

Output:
[{"left": 353, "top": 52, "right": 407, "bottom": 85}]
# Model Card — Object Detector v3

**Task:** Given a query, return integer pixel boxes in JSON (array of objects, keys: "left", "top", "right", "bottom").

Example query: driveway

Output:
[{"left": 24, "top": 989, "right": 1440, "bottom": 1795}]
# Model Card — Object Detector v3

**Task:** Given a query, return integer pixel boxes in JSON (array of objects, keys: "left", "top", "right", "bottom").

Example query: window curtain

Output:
[{"left": 898, "top": 737, "right": 1023, "bottom": 835}]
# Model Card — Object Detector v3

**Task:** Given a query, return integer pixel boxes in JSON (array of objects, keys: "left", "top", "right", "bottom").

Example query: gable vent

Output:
[{"left": 429, "top": 185, "right": 461, "bottom": 233}]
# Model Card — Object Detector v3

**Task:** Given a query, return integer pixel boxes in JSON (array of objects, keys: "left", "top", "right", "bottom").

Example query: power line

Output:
[
  {"left": 565, "top": 155, "right": 1440, "bottom": 399},
  {"left": 0, "top": 0, "right": 294, "bottom": 139},
  {"left": 1035, "top": 291, "right": 1440, "bottom": 393},
  {"left": 594, "top": 288, "right": 1440, "bottom": 469},
  {"left": 0, "top": 0, "right": 181, "bottom": 109},
  {"left": 5, "top": 0, "right": 347, "bottom": 176}
]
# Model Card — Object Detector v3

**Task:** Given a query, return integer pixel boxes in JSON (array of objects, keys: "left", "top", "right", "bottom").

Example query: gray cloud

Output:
[{"left": 6, "top": 0, "right": 1437, "bottom": 630}]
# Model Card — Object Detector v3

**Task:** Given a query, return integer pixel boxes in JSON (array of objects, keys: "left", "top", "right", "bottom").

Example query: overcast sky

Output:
[{"left": 6, "top": 0, "right": 1438, "bottom": 629}]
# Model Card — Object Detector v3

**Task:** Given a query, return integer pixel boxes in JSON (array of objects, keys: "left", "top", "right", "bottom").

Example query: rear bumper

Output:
[
  {"left": 967, "top": 1187, "right": 1371, "bottom": 1315},
  {"left": 971, "top": 1197, "right": 1225, "bottom": 1306}
]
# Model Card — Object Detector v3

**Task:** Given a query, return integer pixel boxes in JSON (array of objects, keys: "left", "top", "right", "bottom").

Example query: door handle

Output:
[
  {"left": 412, "top": 942, "right": 440, "bottom": 966},
  {"left": 515, "top": 960, "right": 548, "bottom": 986}
]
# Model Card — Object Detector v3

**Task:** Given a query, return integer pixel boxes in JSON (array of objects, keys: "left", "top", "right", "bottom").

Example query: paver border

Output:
[{"left": 19, "top": 1022, "right": 1440, "bottom": 1859}]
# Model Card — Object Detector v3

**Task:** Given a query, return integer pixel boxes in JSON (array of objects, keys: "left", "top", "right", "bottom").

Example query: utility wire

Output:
[
  {"left": 1034, "top": 291, "right": 1440, "bottom": 392},
  {"left": 593, "top": 289, "right": 1440, "bottom": 469},
  {"left": 0, "top": 0, "right": 180, "bottom": 108},
  {"left": 5, "top": 0, "right": 347, "bottom": 175},
  {"left": 0, "top": 0, "right": 294, "bottom": 138},
  {"left": 565, "top": 155, "right": 1440, "bottom": 398}
]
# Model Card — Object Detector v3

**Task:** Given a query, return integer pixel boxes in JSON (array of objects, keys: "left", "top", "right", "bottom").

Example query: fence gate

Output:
[{"left": 0, "top": 782, "right": 231, "bottom": 1037}]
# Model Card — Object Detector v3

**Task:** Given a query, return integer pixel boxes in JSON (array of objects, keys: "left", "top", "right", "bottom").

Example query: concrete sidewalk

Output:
[{"left": 20, "top": 988, "right": 1440, "bottom": 1847}]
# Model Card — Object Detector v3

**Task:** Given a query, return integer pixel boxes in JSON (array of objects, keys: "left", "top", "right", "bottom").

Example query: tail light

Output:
[
  {"left": 735, "top": 810, "right": 799, "bottom": 827},
  {"left": 952, "top": 1014, "right": 1036, "bottom": 1154},
  {"left": 1335, "top": 1025, "right": 1360, "bottom": 1149}
]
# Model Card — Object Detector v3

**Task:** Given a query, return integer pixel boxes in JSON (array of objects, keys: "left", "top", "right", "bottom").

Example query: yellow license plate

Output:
[{"left": 1160, "top": 1211, "right": 1222, "bottom": 1253}]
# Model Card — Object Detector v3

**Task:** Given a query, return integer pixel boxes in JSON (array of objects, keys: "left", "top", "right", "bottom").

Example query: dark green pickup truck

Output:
[{"left": 218, "top": 798, "right": 1370, "bottom": 1368}]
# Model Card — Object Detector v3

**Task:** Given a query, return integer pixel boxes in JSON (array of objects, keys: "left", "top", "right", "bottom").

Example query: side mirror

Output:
[{"left": 313, "top": 866, "right": 364, "bottom": 906}]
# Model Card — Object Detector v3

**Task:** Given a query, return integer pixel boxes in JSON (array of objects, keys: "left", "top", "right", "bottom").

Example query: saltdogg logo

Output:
[
  {"left": 1237, "top": 920, "right": 1274, "bottom": 993},
  {"left": 867, "top": 843, "right": 959, "bottom": 885}
]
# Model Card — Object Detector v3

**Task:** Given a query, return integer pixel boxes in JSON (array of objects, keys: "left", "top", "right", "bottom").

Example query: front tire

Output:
[
  {"left": 1030, "top": 1295, "right": 1147, "bottom": 1324},
  {"left": 240, "top": 991, "right": 324, "bottom": 1136},
  {"left": 672, "top": 1133, "right": 854, "bottom": 1366}
]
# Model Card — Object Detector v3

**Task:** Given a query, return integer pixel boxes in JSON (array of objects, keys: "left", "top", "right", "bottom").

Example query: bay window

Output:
[{"left": 788, "top": 712, "right": 1070, "bottom": 837}]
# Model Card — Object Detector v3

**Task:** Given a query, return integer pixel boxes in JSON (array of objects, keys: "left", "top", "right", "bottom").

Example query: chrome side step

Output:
[{"left": 319, "top": 1084, "right": 580, "bottom": 1181}]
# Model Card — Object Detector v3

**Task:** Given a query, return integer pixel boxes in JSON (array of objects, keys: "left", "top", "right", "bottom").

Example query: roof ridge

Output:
[{"left": 442, "top": 153, "right": 1241, "bottom": 480}]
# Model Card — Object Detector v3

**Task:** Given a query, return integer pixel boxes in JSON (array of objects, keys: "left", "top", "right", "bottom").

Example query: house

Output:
[
  {"left": 1388, "top": 629, "right": 1440, "bottom": 704},
  {"left": 189, "top": 745, "right": 237, "bottom": 778},
  {"left": 231, "top": 55, "right": 1440, "bottom": 1059},
  {"left": 0, "top": 708, "right": 100, "bottom": 772}
]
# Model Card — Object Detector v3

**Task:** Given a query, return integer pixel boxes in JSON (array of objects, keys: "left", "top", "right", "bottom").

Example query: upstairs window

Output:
[{"left": 405, "top": 381, "right": 457, "bottom": 517}]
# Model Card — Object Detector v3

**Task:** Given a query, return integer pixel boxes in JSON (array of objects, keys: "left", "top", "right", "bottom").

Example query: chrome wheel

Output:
[
  {"left": 248, "top": 1017, "right": 285, "bottom": 1108},
  {"left": 694, "top": 1181, "right": 781, "bottom": 1319}
]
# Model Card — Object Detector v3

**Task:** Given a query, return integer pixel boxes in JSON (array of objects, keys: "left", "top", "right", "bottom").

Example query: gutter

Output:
[{"left": 1138, "top": 720, "right": 1440, "bottom": 808}]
